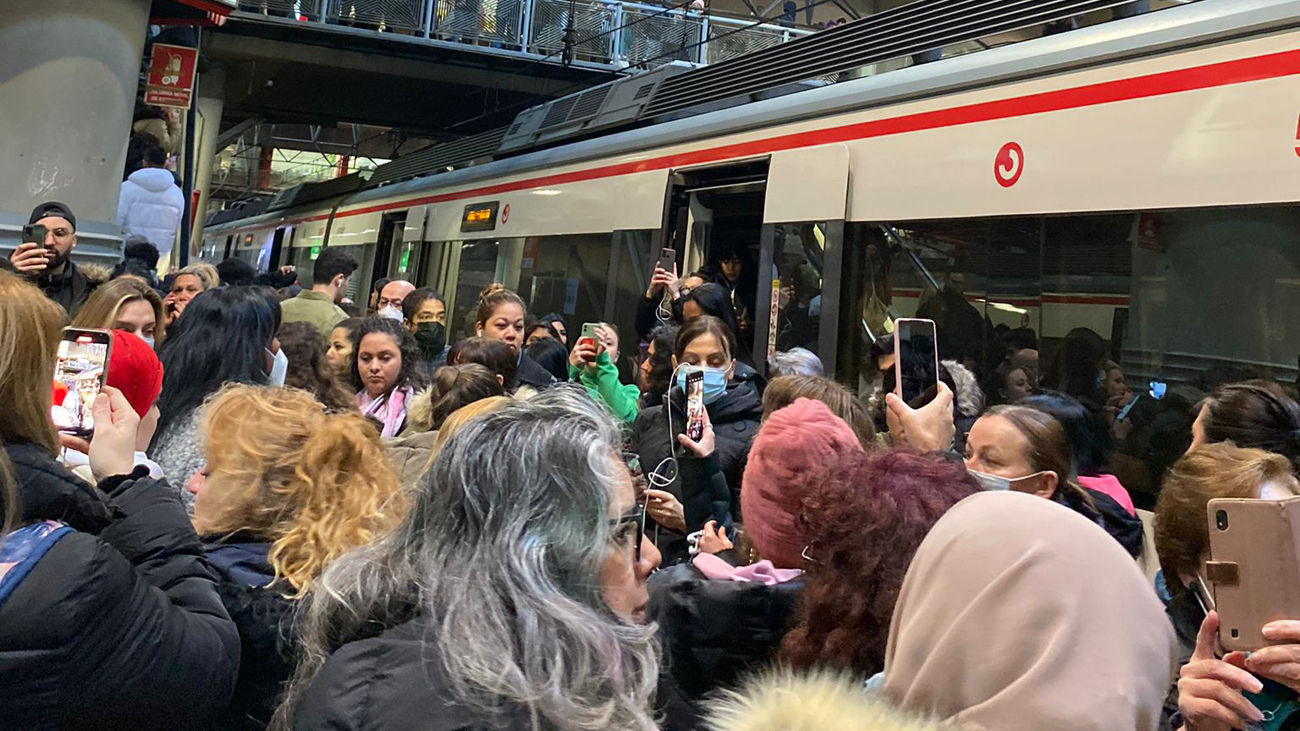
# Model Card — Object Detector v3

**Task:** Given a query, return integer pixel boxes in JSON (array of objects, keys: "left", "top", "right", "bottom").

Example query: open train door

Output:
[{"left": 759, "top": 144, "right": 850, "bottom": 375}]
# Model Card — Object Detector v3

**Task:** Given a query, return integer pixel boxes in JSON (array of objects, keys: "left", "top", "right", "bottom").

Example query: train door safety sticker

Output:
[{"left": 994, "top": 142, "right": 1025, "bottom": 188}]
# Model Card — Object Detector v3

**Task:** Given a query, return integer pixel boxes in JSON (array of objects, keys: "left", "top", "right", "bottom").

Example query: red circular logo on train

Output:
[
  {"left": 994, "top": 142, "right": 1025, "bottom": 188},
  {"left": 501, "top": 204, "right": 510, "bottom": 224}
]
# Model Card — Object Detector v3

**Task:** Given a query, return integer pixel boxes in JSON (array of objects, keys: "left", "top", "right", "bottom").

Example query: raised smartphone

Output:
[
  {"left": 683, "top": 366, "right": 705, "bottom": 441},
  {"left": 1205, "top": 496, "right": 1300, "bottom": 652},
  {"left": 21, "top": 224, "right": 47, "bottom": 245},
  {"left": 894, "top": 318, "right": 939, "bottom": 408},
  {"left": 656, "top": 247, "right": 676, "bottom": 273},
  {"left": 51, "top": 328, "right": 113, "bottom": 437},
  {"left": 578, "top": 322, "right": 600, "bottom": 351}
]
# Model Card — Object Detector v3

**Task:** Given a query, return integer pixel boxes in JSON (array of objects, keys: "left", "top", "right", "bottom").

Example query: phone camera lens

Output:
[{"left": 1215, "top": 510, "right": 1229, "bottom": 531}]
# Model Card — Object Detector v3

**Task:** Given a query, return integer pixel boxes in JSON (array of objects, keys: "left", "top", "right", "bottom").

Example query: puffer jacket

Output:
[
  {"left": 117, "top": 167, "right": 185, "bottom": 253},
  {"left": 630, "top": 375, "right": 762, "bottom": 563},
  {"left": 648, "top": 562, "right": 802, "bottom": 701},
  {"left": 0, "top": 442, "right": 239, "bottom": 729},
  {"left": 205, "top": 536, "right": 299, "bottom": 730}
]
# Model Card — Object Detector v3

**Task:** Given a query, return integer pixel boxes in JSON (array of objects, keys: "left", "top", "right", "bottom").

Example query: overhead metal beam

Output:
[{"left": 216, "top": 116, "right": 263, "bottom": 149}]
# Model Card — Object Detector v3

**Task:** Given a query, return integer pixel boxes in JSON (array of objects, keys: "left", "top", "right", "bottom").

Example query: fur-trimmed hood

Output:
[
  {"left": 941, "top": 359, "right": 985, "bottom": 418},
  {"left": 403, "top": 387, "right": 435, "bottom": 433},
  {"left": 705, "top": 669, "right": 942, "bottom": 731}
]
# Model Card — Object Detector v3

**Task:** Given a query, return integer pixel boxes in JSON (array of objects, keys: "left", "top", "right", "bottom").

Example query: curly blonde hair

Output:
[{"left": 195, "top": 385, "right": 406, "bottom": 593}]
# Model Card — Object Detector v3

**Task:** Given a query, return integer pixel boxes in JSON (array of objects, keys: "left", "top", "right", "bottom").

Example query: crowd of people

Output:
[{"left": 4, "top": 207, "right": 1300, "bottom": 730}]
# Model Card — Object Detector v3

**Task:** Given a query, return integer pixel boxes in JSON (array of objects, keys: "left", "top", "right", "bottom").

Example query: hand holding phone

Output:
[
  {"left": 10, "top": 224, "right": 51, "bottom": 274},
  {"left": 677, "top": 402, "right": 715, "bottom": 457},
  {"left": 51, "top": 328, "right": 113, "bottom": 438},
  {"left": 682, "top": 366, "right": 706, "bottom": 442},
  {"left": 86, "top": 385, "right": 142, "bottom": 481},
  {"left": 894, "top": 318, "right": 940, "bottom": 408},
  {"left": 1206, "top": 497, "right": 1300, "bottom": 652}
]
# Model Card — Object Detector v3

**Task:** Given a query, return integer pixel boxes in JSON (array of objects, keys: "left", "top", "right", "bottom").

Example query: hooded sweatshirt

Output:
[{"left": 117, "top": 167, "right": 185, "bottom": 254}]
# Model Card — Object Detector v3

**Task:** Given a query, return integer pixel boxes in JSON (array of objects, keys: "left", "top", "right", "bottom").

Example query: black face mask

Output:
[{"left": 413, "top": 321, "right": 446, "bottom": 358}]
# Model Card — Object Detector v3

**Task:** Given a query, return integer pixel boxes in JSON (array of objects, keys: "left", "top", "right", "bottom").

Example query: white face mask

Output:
[
  {"left": 968, "top": 468, "right": 1050, "bottom": 492},
  {"left": 378, "top": 304, "right": 403, "bottom": 321},
  {"left": 267, "top": 347, "right": 289, "bottom": 387}
]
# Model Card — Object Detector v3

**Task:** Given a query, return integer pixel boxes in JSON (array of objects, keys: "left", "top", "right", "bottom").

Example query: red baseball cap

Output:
[{"left": 106, "top": 330, "right": 163, "bottom": 418}]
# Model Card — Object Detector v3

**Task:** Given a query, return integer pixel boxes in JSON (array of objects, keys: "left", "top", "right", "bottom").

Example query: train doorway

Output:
[{"left": 663, "top": 158, "right": 770, "bottom": 365}]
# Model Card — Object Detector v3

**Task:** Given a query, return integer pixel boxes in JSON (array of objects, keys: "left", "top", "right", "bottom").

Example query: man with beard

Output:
[{"left": 9, "top": 201, "right": 91, "bottom": 314}]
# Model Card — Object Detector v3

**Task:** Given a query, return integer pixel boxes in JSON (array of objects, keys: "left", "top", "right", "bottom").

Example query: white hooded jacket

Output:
[{"left": 117, "top": 167, "right": 185, "bottom": 254}]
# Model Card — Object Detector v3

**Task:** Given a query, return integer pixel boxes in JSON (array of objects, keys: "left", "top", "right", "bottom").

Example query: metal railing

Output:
[{"left": 238, "top": 0, "right": 813, "bottom": 67}]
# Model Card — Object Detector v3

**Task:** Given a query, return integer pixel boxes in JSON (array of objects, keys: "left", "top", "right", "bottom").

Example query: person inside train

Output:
[
  {"left": 349, "top": 315, "right": 427, "bottom": 438},
  {"left": 569, "top": 322, "right": 641, "bottom": 422},
  {"left": 401, "top": 287, "right": 450, "bottom": 372},
  {"left": 1021, "top": 390, "right": 1137, "bottom": 516},
  {"left": 1189, "top": 381, "right": 1300, "bottom": 472},
  {"left": 527, "top": 336, "right": 570, "bottom": 384},
  {"left": 637, "top": 323, "right": 679, "bottom": 410},
  {"left": 648, "top": 398, "right": 862, "bottom": 701},
  {"left": 448, "top": 336, "right": 522, "bottom": 396},
  {"left": 475, "top": 283, "right": 557, "bottom": 392},
  {"left": 964, "top": 404, "right": 1142, "bottom": 555},
  {"left": 325, "top": 316, "right": 363, "bottom": 382},
  {"left": 280, "top": 247, "right": 357, "bottom": 338},
  {"left": 71, "top": 276, "right": 165, "bottom": 348},
  {"left": 1042, "top": 326, "right": 1109, "bottom": 411},
  {"left": 629, "top": 316, "right": 762, "bottom": 564},
  {"left": 277, "top": 321, "right": 356, "bottom": 413},
  {"left": 539, "top": 312, "right": 568, "bottom": 345},
  {"left": 0, "top": 270, "right": 240, "bottom": 727},
  {"left": 274, "top": 388, "right": 672, "bottom": 730},
  {"left": 162, "top": 262, "right": 217, "bottom": 326},
  {"left": 151, "top": 287, "right": 281, "bottom": 506},
  {"left": 188, "top": 384, "right": 405, "bottom": 730},
  {"left": 914, "top": 271, "right": 986, "bottom": 371},
  {"left": 523, "top": 321, "right": 556, "bottom": 348},
  {"left": 1153, "top": 443, "right": 1300, "bottom": 730},
  {"left": 376, "top": 279, "right": 416, "bottom": 321},
  {"left": 881, "top": 491, "right": 1176, "bottom": 731},
  {"left": 778, "top": 450, "right": 979, "bottom": 680},
  {"left": 706, "top": 242, "right": 755, "bottom": 333},
  {"left": 984, "top": 358, "right": 1035, "bottom": 406}
]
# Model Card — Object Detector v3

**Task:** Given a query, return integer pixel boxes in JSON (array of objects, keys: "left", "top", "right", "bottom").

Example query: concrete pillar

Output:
[
  {"left": 188, "top": 68, "right": 226, "bottom": 254},
  {"left": 0, "top": 0, "right": 151, "bottom": 263}
]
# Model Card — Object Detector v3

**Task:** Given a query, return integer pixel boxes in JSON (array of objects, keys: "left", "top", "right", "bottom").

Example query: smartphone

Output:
[
  {"left": 21, "top": 224, "right": 47, "bottom": 245},
  {"left": 656, "top": 247, "right": 676, "bottom": 273},
  {"left": 51, "top": 328, "right": 113, "bottom": 437},
  {"left": 1205, "top": 496, "right": 1300, "bottom": 652},
  {"left": 1116, "top": 393, "right": 1141, "bottom": 421},
  {"left": 683, "top": 366, "right": 705, "bottom": 441},
  {"left": 894, "top": 318, "right": 939, "bottom": 408},
  {"left": 579, "top": 322, "right": 600, "bottom": 351}
]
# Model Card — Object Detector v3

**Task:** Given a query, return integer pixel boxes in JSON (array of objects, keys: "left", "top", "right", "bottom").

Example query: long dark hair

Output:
[
  {"left": 1200, "top": 381, "right": 1300, "bottom": 473},
  {"left": 348, "top": 316, "right": 426, "bottom": 394},
  {"left": 1021, "top": 390, "right": 1111, "bottom": 476},
  {"left": 641, "top": 324, "right": 678, "bottom": 408},
  {"left": 682, "top": 283, "right": 743, "bottom": 348},
  {"left": 1042, "top": 327, "right": 1107, "bottom": 408},
  {"left": 155, "top": 286, "right": 278, "bottom": 442},
  {"left": 525, "top": 337, "right": 569, "bottom": 383},
  {"left": 277, "top": 321, "right": 355, "bottom": 412}
]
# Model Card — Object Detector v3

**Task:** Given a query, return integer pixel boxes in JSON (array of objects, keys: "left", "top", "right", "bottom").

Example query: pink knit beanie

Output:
[{"left": 741, "top": 397, "right": 863, "bottom": 569}]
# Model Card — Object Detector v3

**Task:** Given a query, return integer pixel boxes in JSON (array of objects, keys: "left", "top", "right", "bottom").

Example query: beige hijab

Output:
[{"left": 882, "top": 491, "right": 1177, "bottom": 731}]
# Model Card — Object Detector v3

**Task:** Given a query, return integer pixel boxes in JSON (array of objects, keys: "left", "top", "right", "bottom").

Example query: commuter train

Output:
[{"left": 203, "top": 0, "right": 1300, "bottom": 389}]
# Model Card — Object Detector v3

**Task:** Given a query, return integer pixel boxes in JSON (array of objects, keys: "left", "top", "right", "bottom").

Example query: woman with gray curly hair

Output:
[{"left": 274, "top": 386, "right": 665, "bottom": 730}]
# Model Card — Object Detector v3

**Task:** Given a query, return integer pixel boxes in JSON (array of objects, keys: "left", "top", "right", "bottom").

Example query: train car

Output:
[{"left": 204, "top": 0, "right": 1300, "bottom": 393}]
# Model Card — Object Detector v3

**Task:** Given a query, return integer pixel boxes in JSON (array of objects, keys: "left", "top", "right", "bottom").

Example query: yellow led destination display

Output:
[{"left": 460, "top": 201, "right": 500, "bottom": 232}]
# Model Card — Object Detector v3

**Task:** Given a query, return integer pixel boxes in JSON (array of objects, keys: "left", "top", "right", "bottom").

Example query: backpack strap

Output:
[{"left": 0, "top": 520, "right": 73, "bottom": 608}]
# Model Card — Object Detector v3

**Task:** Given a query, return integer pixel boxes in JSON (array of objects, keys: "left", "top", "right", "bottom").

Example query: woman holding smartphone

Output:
[{"left": 629, "top": 316, "right": 762, "bottom": 564}]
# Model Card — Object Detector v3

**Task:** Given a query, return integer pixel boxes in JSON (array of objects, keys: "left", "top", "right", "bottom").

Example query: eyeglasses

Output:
[{"left": 610, "top": 499, "right": 648, "bottom": 563}]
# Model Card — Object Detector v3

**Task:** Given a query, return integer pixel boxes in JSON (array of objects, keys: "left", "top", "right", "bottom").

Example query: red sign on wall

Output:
[{"left": 143, "top": 43, "right": 199, "bottom": 109}]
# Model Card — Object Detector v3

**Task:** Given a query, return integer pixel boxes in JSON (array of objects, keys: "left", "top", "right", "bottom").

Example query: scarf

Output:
[{"left": 357, "top": 384, "right": 413, "bottom": 438}]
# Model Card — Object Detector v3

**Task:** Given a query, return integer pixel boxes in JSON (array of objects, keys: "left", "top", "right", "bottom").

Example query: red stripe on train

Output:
[{"left": 272, "top": 47, "right": 1300, "bottom": 227}]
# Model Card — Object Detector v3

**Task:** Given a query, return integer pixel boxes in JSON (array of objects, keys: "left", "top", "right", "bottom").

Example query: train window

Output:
[
  {"left": 449, "top": 240, "right": 504, "bottom": 342},
  {"left": 839, "top": 205, "right": 1300, "bottom": 504},
  {"left": 510, "top": 233, "right": 616, "bottom": 351},
  {"left": 769, "top": 222, "right": 827, "bottom": 361}
]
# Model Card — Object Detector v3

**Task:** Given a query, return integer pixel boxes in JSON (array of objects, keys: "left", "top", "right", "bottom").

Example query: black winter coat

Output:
[
  {"left": 630, "top": 378, "right": 762, "bottom": 563},
  {"left": 0, "top": 442, "right": 240, "bottom": 729},
  {"left": 647, "top": 562, "right": 803, "bottom": 701},
  {"left": 205, "top": 536, "right": 299, "bottom": 730},
  {"left": 516, "top": 350, "right": 558, "bottom": 391},
  {"left": 293, "top": 616, "right": 696, "bottom": 730}
]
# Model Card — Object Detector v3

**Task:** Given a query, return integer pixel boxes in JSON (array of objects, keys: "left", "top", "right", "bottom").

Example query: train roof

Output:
[{"left": 206, "top": 0, "right": 1297, "bottom": 233}]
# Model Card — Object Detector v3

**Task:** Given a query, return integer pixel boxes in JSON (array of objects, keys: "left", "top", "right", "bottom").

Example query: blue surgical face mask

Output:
[
  {"left": 676, "top": 365, "right": 729, "bottom": 404},
  {"left": 968, "top": 468, "right": 1049, "bottom": 492},
  {"left": 142, "top": 335, "right": 155, "bottom": 349}
]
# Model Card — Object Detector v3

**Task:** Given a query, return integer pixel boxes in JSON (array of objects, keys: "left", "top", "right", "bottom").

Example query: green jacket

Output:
[
  {"left": 569, "top": 351, "right": 640, "bottom": 422},
  {"left": 280, "top": 290, "right": 347, "bottom": 338}
]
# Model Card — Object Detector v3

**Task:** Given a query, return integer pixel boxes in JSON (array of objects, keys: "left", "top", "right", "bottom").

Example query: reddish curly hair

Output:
[{"left": 779, "top": 449, "right": 979, "bottom": 676}]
